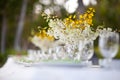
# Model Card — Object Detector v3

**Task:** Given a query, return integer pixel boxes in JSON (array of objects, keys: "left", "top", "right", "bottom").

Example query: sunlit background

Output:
[{"left": 0, "top": 0, "right": 120, "bottom": 60}]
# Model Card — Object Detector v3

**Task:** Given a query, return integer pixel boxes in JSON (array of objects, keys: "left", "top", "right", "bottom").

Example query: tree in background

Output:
[
  {"left": 14, "top": 0, "right": 28, "bottom": 51},
  {"left": 0, "top": 0, "right": 22, "bottom": 53},
  {"left": 0, "top": 0, "right": 38, "bottom": 54},
  {"left": 0, "top": 0, "right": 8, "bottom": 53}
]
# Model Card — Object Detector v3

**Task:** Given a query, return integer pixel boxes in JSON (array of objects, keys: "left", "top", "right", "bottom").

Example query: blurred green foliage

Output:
[
  {"left": 0, "top": 53, "right": 8, "bottom": 67},
  {"left": 0, "top": 0, "right": 38, "bottom": 51},
  {"left": 93, "top": 0, "right": 120, "bottom": 31}
]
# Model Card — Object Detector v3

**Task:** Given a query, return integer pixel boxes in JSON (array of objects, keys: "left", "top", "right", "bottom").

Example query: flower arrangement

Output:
[
  {"left": 30, "top": 8, "right": 100, "bottom": 61},
  {"left": 31, "top": 8, "right": 99, "bottom": 50},
  {"left": 45, "top": 8, "right": 98, "bottom": 46}
]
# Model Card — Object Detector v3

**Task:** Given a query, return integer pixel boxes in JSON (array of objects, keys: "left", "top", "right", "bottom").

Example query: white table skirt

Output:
[{"left": 0, "top": 57, "right": 120, "bottom": 80}]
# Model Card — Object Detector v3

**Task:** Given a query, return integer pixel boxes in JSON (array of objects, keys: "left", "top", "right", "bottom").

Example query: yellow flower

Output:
[
  {"left": 79, "top": 15, "right": 83, "bottom": 19},
  {"left": 69, "top": 15, "right": 72, "bottom": 19},
  {"left": 48, "top": 8, "right": 95, "bottom": 31},
  {"left": 36, "top": 30, "right": 54, "bottom": 41}
]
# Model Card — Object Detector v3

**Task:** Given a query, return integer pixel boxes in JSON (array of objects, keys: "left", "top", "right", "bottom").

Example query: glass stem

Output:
[{"left": 103, "top": 58, "right": 112, "bottom": 68}]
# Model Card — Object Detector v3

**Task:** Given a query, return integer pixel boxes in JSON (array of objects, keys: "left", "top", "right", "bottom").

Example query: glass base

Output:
[{"left": 80, "top": 60, "right": 92, "bottom": 67}]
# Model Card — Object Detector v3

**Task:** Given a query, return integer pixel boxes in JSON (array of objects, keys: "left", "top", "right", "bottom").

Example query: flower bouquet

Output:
[
  {"left": 14, "top": 8, "right": 102, "bottom": 65},
  {"left": 31, "top": 8, "right": 98, "bottom": 60}
]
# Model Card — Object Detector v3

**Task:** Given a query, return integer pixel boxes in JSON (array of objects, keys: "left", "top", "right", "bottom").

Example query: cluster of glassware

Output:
[
  {"left": 26, "top": 29, "right": 119, "bottom": 67},
  {"left": 27, "top": 8, "right": 98, "bottom": 64},
  {"left": 28, "top": 40, "right": 94, "bottom": 62}
]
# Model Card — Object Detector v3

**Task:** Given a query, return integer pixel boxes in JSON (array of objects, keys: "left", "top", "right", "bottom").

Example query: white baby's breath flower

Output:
[{"left": 98, "top": 28, "right": 112, "bottom": 37}]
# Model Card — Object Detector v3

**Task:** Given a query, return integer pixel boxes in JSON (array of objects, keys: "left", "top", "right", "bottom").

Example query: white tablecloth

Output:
[{"left": 0, "top": 57, "right": 120, "bottom": 80}]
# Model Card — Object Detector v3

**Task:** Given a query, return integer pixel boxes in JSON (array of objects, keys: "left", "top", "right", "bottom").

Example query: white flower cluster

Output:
[
  {"left": 47, "top": 19, "right": 99, "bottom": 46},
  {"left": 98, "top": 28, "right": 113, "bottom": 37}
]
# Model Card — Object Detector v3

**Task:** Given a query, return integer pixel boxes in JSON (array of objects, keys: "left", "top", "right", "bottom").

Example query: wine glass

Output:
[
  {"left": 99, "top": 32, "right": 119, "bottom": 67},
  {"left": 77, "top": 40, "right": 94, "bottom": 66}
]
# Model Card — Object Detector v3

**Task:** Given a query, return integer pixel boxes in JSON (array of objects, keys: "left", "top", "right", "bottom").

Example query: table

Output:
[{"left": 0, "top": 57, "right": 120, "bottom": 80}]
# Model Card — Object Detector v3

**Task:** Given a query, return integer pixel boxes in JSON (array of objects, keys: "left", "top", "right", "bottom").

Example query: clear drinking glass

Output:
[
  {"left": 77, "top": 40, "right": 94, "bottom": 65},
  {"left": 99, "top": 32, "right": 119, "bottom": 67}
]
